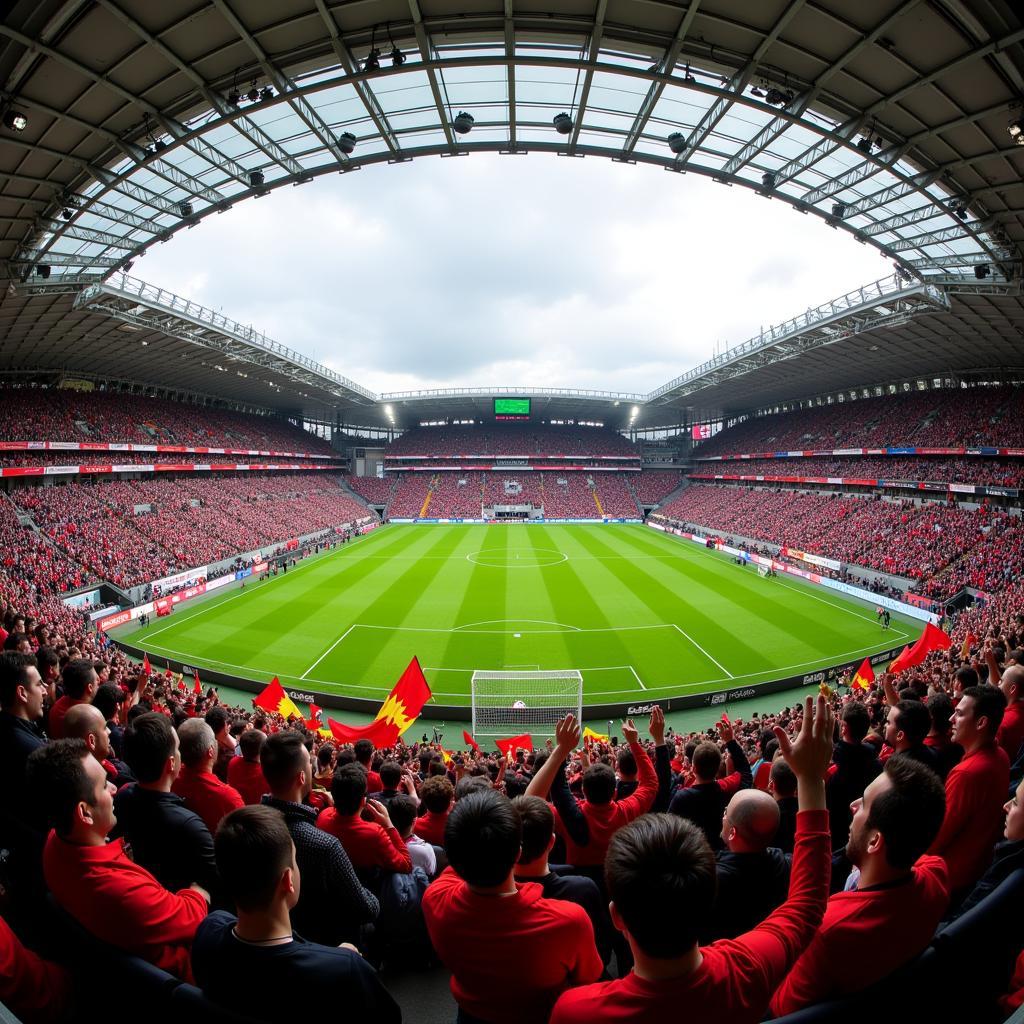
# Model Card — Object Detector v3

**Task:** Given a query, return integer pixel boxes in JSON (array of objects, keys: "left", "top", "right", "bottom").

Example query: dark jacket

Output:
[
  {"left": 946, "top": 839, "right": 1024, "bottom": 923},
  {"left": 705, "top": 847, "right": 792, "bottom": 941},
  {"left": 668, "top": 740, "right": 753, "bottom": 849},
  {"left": 827, "top": 741, "right": 882, "bottom": 846},
  {"left": 775, "top": 796, "right": 799, "bottom": 854},
  {"left": 112, "top": 783, "right": 219, "bottom": 895}
]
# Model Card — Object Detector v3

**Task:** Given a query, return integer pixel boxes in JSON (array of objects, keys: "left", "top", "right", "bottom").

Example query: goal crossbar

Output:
[{"left": 471, "top": 670, "right": 583, "bottom": 739}]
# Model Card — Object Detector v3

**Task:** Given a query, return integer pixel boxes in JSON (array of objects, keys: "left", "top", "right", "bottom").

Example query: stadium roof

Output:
[{"left": 1, "top": 0, "right": 1023, "bottom": 428}]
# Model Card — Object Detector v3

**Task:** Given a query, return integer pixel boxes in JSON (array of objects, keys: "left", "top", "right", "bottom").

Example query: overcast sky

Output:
[{"left": 137, "top": 154, "right": 891, "bottom": 396}]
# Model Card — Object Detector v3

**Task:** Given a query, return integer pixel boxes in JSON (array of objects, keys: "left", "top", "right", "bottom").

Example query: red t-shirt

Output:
[
  {"left": 0, "top": 915, "right": 72, "bottom": 1024},
  {"left": 226, "top": 756, "right": 268, "bottom": 806},
  {"left": 550, "top": 810, "right": 831, "bottom": 1024},
  {"left": 769, "top": 855, "right": 949, "bottom": 1015},
  {"left": 365, "top": 769, "right": 383, "bottom": 794},
  {"left": 317, "top": 808, "right": 412, "bottom": 873},
  {"left": 997, "top": 701, "right": 1024, "bottom": 761},
  {"left": 172, "top": 766, "right": 244, "bottom": 835},
  {"left": 47, "top": 695, "right": 86, "bottom": 740},
  {"left": 43, "top": 831, "right": 207, "bottom": 980},
  {"left": 423, "top": 869, "right": 602, "bottom": 1023},
  {"left": 554, "top": 740, "right": 657, "bottom": 866},
  {"left": 414, "top": 809, "right": 449, "bottom": 847},
  {"left": 927, "top": 742, "right": 1010, "bottom": 892}
]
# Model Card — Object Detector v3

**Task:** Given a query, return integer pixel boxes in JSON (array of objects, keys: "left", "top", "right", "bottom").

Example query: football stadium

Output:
[{"left": 1, "top": 1, "right": 1024, "bottom": 1022}]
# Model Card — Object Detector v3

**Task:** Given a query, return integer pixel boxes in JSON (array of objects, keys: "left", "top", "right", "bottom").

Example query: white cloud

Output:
[{"left": 136, "top": 153, "right": 890, "bottom": 396}]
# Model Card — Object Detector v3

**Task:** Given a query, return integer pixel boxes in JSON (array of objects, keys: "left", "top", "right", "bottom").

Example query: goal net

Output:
[
  {"left": 757, "top": 564, "right": 771, "bottom": 578},
  {"left": 471, "top": 670, "right": 583, "bottom": 740}
]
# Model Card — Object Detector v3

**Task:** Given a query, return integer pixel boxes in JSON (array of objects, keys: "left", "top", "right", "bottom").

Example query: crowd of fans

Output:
[
  {"left": 0, "top": 388, "right": 334, "bottom": 455},
  {"left": 385, "top": 425, "right": 640, "bottom": 458},
  {"left": 345, "top": 476, "right": 396, "bottom": 504},
  {"left": 659, "top": 485, "right": 1024, "bottom": 599},
  {"left": 691, "top": 455, "right": 1024, "bottom": 489},
  {"left": 695, "top": 385, "right": 1024, "bottom": 457},
  {"left": 12, "top": 475, "right": 375, "bottom": 588},
  {"left": 631, "top": 470, "right": 683, "bottom": 503},
  {"left": 592, "top": 474, "right": 641, "bottom": 518},
  {"left": 1, "top": 588, "right": 1023, "bottom": 1021}
]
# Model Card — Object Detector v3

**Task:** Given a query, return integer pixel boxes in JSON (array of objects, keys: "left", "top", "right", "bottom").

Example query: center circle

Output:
[{"left": 466, "top": 547, "right": 568, "bottom": 568}]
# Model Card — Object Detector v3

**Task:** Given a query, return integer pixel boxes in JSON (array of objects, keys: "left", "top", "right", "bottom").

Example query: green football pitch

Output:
[{"left": 122, "top": 523, "right": 920, "bottom": 707}]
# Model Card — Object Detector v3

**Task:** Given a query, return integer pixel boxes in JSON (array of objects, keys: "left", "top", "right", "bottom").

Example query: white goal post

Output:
[{"left": 471, "top": 670, "right": 584, "bottom": 740}]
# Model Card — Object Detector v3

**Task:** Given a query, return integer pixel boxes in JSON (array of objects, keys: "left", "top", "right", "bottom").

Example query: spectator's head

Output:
[
  {"left": 204, "top": 706, "right": 234, "bottom": 754},
  {"left": 455, "top": 775, "right": 491, "bottom": 801},
  {"left": 123, "top": 712, "right": 179, "bottom": 786},
  {"left": 353, "top": 738, "right": 374, "bottom": 767},
  {"left": 420, "top": 775, "right": 454, "bottom": 815},
  {"left": 238, "top": 727, "right": 265, "bottom": 763},
  {"left": 63, "top": 703, "right": 112, "bottom": 763},
  {"left": 1000, "top": 665, "right": 1024, "bottom": 707},
  {"left": 616, "top": 748, "right": 637, "bottom": 780},
  {"left": 691, "top": 742, "right": 722, "bottom": 783},
  {"left": 952, "top": 685, "right": 1006, "bottom": 750},
  {"left": 62, "top": 658, "right": 98, "bottom": 701},
  {"left": 841, "top": 702, "right": 870, "bottom": 744},
  {"left": 884, "top": 700, "right": 931, "bottom": 752},
  {"left": 0, "top": 651, "right": 45, "bottom": 721},
  {"left": 846, "top": 754, "right": 945, "bottom": 871},
  {"left": 445, "top": 789, "right": 521, "bottom": 889},
  {"left": 330, "top": 763, "right": 368, "bottom": 815},
  {"left": 768, "top": 757, "right": 797, "bottom": 799},
  {"left": 27, "top": 739, "right": 115, "bottom": 842},
  {"left": 260, "top": 731, "right": 312, "bottom": 800},
  {"left": 512, "top": 795, "right": 555, "bottom": 867},
  {"left": 177, "top": 718, "right": 217, "bottom": 770},
  {"left": 91, "top": 683, "right": 122, "bottom": 724},
  {"left": 3, "top": 633, "right": 30, "bottom": 653},
  {"left": 605, "top": 813, "right": 716, "bottom": 957},
  {"left": 1004, "top": 778, "right": 1024, "bottom": 843},
  {"left": 388, "top": 794, "right": 418, "bottom": 840},
  {"left": 927, "top": 692, "right": 953, "bottom": 737},
  {"left": 953, "top": 666, "right": 979, "bottom": 698},
  {"left": 379, "top": 760, "right": 402, "bottom": 790},
  {"left": 316, "top": 744, "right": 336, "bottom": 772},
  {"left": 581, "top": 762, "right": 617, "bottom": 804},
  {"left": 36, "top": 645, "right": 60, "bottom": 683},
  {"left": 721, "top": 789, "right": 780, "bottom": 853},
  {"left": 216, "top": 805, "right": 299, "bottom": 914}
]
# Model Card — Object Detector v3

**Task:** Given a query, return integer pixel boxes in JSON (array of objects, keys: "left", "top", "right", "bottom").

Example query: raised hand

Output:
[
  {"left": 364, "top": 799, "right": 392, "bottom": 829},
  {"left": 555, "top": 714, "right": 581, "bottom": 754},
  {"left": 716, "top": 716, "right": 734, "bottom": 744},
  {"left": 621, "top": 719, "right": 639, "bottom": 745},
  {"left": 648, "top": 705, "right": 666, "bottom": 745}
]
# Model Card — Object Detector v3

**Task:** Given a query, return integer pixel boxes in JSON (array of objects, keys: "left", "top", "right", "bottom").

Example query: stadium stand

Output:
[
  {"left": 592, "top": 474, "right": 640, "bottom": 518},
  {"left": 385, "top": 424, "right": 639, "bottom": 458},
  {"left": 344, "top": 476, "right": 395, "bottom": 505},
  {"left": 632, "top": 470, "right": 684, "bottom": 503}
]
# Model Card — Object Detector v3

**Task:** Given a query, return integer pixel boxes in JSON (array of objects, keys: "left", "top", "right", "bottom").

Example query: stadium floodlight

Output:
[
  {"left": 856, "top": 135, "right": 875, "bottom": 153},
  {"left": 260, "top": 86, "right": 274, "bottom": 102},
  {"left": 761, "top": 171, "right": 777, "bottom": 191},
  {"left": 667, "top": 132, "right": 686, "bottom": 155},
  {"left": 179, "top": 200, "right": 193, "bottom": 218},
  {"left": 390, "top": 47, "right": 405, "bottom": 66},
  {"left": 453, "top": 111, "right": 475, "bottom": 135},
  {"left": 974, "top": 264, "right": 991, "bottom": 279},
  {"left": 553, "top": 112, "right": 573, "bottom": 134},
  {"left": 227, "top": 89, "right": 240, "bottom": 106},
  {"left": 339, "top": 132, "right": 357, "bottom": 155},
  {"left": 364, "top": 49, "right": 381, "bottom": 72},
  {"left": 246, "top": 81, "right": 260, "bottom": 103},
  {"left": 36, "top": 264, "right": 50, "bottom": 278},
  {"left": 1008, "top": 118, "right": 1024, "bottom": 141},
  {"left": 60, "top": 207, "right": 73, "bottom": 221},
  {"left": 2, "top": 109, "right": 27, "bottom": 132},
  {"left": 249, "top": 169, "right": 265, "bottom": 189},
  {"left": 831, "top": 203, "right": 846, "bottom": 219}
]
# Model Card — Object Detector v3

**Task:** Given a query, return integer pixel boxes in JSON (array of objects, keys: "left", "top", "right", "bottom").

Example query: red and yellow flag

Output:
[
  {"left": 851, "top": 658, "right": 875, "bottom": 692},
  {"left": 495, "top": 733, "right": 533, "bottom": 759},
  {"left": 328, "top": 657, "right": 432, "bottom": 748},
  {"left": 254, "top": 676, "right": 303, "bottom": 721},
  {"left": 960, "top": 632, "right": 977, "bottom": 659}
]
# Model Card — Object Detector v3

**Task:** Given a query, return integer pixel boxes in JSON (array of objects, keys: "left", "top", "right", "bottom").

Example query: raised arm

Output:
[
  {"left": 525, "top": 715, "right": 580, "bottom": 800},
  {"left": 615, "top": 716, "right": 658, "bottom": 820}
]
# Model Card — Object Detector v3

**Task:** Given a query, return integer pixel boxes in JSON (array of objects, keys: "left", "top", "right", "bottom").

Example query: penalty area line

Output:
[
  {"left": 301, "top": 624, "right": 357, "bottom": 680},
  {"left": 672, "top": 624, "right": 735, "bottom": 679}
]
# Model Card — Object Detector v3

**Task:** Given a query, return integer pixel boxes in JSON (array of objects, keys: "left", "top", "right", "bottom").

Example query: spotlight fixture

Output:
[
  {"left": 452, "top": 111, "right": 475, "bottom": 135},
  {"left": 761, "top": 171, "right": 777, "bottom": 190},
  {"left": 831, "top": 202, "right": 846, "bottom": 219},
  {"left": 60, "top": 207, "right": 73, "bottom": 221},
  {"left": 553, "top": 112, "right": 573, "bottom": 135},
  {"left": 750, "top": 85, "right": 765, "bottom": 98},
  {"left": 364, "top": 49, "right": 381, "bottom": 72},
  {"left": 974, "top": 264, "right": 991, "bottom": 279},
  {"left": 763, "top": 88, "right": 793, "bottom": 106},
  {"left": 121, "top": 260, "right": 134, "bottom": 273},
  {"left": 260, "top": 86, "right": 274, "bottom": 102},
  {"left": 249, "top": 169, "right": 265, "bottom": 188},
  {"left": 179, "top": 200, "right": 193, "bottom": 218},
  {"left": 154, "top": 138, "right": 167, "bottom": 151},
  {"left": 227, "top": 89, "right": 240, "bottom": 107},
  {"left": 856, "top": 135, "right": 875, "bottom": 153},
  {"left": 36, "top": 264, "right": 50, "bottom": 279},
  {"left": 667, "top": 132, "right": 686, "bottom": 155},
  {"left": 950, "top": 201, "right": 968, "bottom": 221},
  {"left": 1007, "top": 118, "right": 1024, "bottom": 141},
  {"left": 390, "top": 47, "right": 405, "bottom": 67},
  {"left": 246, "top": 81, "right": 260, "bottom": 103},
  {"left": 338, "top": 132, "right": 357, "bottom": 155},
  {"left": 2, "top": 109, "right": 27, "bottom": 132}
]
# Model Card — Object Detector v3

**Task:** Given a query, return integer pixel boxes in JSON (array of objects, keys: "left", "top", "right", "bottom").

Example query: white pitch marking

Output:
[
  {"left": 628, "top": 665, "right": 646, "bottom": 691},
  {"left": 453, "top": 619, "right": 582, "bottom": 632},
  {"left": 672, "top": 624, "right": 735, "bottom": 679},
  {"left": 301, "top": 624, "right": 357, "bottom": 679}
]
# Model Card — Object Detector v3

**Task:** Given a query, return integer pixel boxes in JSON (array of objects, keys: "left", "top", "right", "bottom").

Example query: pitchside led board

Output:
[{"left": 494, "top": 397, "right": 531, "bottom": 421}]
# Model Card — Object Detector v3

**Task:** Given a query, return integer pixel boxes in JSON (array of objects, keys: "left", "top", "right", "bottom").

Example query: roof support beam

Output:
[
  {"left": 886, "top": 219, "right": 995, "bottom": 253},
  {"left": 620, "top": 0, "right": 701, "bottom": 157},
  {"left": 407, "top": 0, "right": 458, "bottom": 149},
  {"left": 505, "top": 0, "right": 517, "bottom": 149},
  {"left": 312, "top": 0, "right": 401, "bottom": 155},
  {"left": 567, "top": 0, "right": 608, "bottom": 153}
]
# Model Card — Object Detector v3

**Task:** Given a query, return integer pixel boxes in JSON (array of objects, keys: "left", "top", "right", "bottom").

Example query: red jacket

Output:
[
  {"left": 317, "top": 808, "right": 412, "bottom": 873},
  {"left": 47, "top": 695, "right": 86, "bottom": 740},
  {"left": 550, "top": 810, "right": 832, "bottom": 1024},
  {"left": 414, "top": 809, "right": 449, "bottom": 847},
  {"left": 172, "top": 766, "right": 244, "bottom": 835},
  {"left": 226, "top": 756, "right": 268, "bottom": 806},
  {"left": 555, "top": 740, "right": 657, "bottom": 866},
  {"left": 424, "top": 868, "right": 602, "bottom": 1024},
  {"left": 43, "top": 831, "right": 207, "bottom": 979},
  {"left": 997, "top": 701, "right": 1024, "bottom": 761},
  {"left": 0, "top": 916, "right": 72, "bottom": 1024},
  {"left": 770, "top": 854, "right": 949, "bottom": 1015},
  {"left": 927, "top": 742, "right": 1010, "bottom": 892}
]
